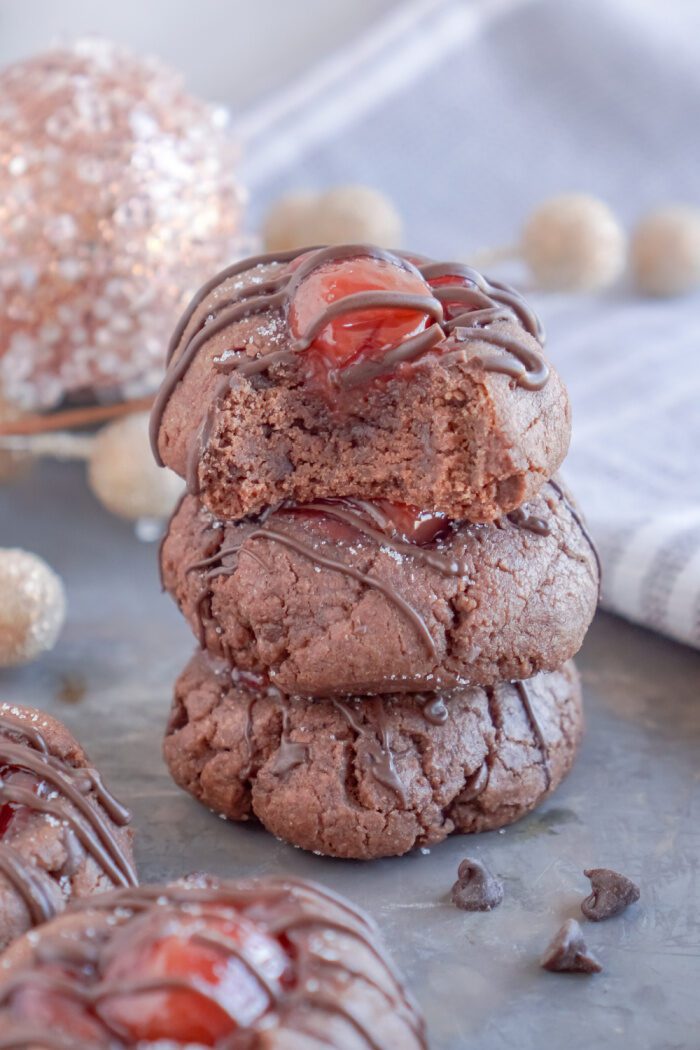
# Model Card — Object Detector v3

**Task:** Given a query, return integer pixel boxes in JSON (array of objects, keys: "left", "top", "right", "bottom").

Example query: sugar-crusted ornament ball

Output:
[
  {"left": 521, "top": 193, "right": 627, "bottom": 291},
  {"left": 0, "top": 549, "right": 66, "bottom": 666},
  {"left": 88, "top": 412, "right": 183, "bottom": 521},
  {"left": 630, "top": 205, "right": 700, "bottom": 297},
  {"left": 0, "top": 38, "right": 245, "bottom": 409},
  {"left": 263, "top": 185, "right": 402, "bottom": 251}
]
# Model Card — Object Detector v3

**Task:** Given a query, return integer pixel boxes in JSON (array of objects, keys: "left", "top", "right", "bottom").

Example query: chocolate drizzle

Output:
[
  {"left": 460, "top": 762, "right": 490, "bottom": 802},
  {"left": 150, "top": 244, "right": 548, "bottom": 465},
  {"left": 513, "top": 681, "right": 552, "bottom": 790},
  {"left": 420, "top": 695, "right": 449, "bottom": 726},
  {"left": 548, "top": 478, "right": 602, "bottom": 588},
  {"left": 0, "top": 710, "right": 137, "bottom": 919},
  {"left": 333, "top": 700, "right": 406, "bottom": 805},
  {"left": 185, "top": 499, "right": 459, "bottom": 663},
  {"left": 284, "top": 498, "right": 466, "bottom": 575},
  {"left": 0, "top": 876, "right": 427, "bottom": 1050},
  {"left": 0, "top": 845, "right": 57, "bottom": 926},
  {"left": 270, "top": 701, "right": 308, "bottom": 777},
  {"left": 507, "top": 507, "right": 552, "bottom": 536}
]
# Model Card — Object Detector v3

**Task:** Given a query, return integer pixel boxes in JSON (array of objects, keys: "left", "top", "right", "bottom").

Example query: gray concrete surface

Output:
[{"left": 1, "top": 460, "right": 699, "bottom": 1048}]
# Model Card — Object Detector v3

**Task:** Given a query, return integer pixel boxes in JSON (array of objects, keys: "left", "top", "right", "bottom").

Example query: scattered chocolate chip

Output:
[
  {"left": 581, "top": 867, "right": 640, "bottom": 921},
  {"left": 541, "top": 918, "right": 602, "bottom": 974},
  {"left": 450, "top": 857, "right": 504, "bottom": 911}
]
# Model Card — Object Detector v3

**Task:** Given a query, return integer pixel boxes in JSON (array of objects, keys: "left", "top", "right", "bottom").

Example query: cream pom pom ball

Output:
[
  {"left": 262, "top": 192, "right": 317, "bottom": 252},
  {"left": 0, "top": 549, "right": 66, "bottom": 666},
  {"left": 521, "top": 193, "right": 627, "bottom": 291},
  {"left": 263, "top": 185, "right": 402, "bottom": 251},
  {"left": 630, "top": 205, "right": 700, "bottom": 297},
  {"left": 88, "top": 412, "right": 183, "bottom": 521}
]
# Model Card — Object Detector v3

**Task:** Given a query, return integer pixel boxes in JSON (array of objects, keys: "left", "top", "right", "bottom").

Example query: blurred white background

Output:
[{"left": 0, "top": 0, "right": 399, "bottom": 111}]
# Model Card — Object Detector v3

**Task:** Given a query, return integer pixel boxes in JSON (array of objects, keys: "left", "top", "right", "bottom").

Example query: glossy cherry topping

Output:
[
  {"left": 0, "top": 764, "right": 46, "bottom": 838},
  {"left": 427, "top": 272, "right": 480, "bottom": 322},
  {"left": 376, "top": 501, "right": 452, "bottom": 545},
  {"left": 288, "top": 254, "right": 435, "bottom": 376},
  {"left": 0, "top": 801, "right": 13, "bottom": 837},
  {"left": 280, "top": 498, "right": 452, "bottom": 547},
  {"left": 97, "top": 908, "right": 292, "bottom": 1045}
]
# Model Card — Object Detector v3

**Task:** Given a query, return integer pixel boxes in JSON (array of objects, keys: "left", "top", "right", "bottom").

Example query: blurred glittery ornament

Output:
[{"left": 0, "top": 38, "right": 246, "bottom": 409}]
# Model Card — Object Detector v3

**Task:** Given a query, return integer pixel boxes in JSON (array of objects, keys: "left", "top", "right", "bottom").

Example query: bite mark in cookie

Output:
[{"left": 151, "top": 245, "right": 569, "bottom": 523}]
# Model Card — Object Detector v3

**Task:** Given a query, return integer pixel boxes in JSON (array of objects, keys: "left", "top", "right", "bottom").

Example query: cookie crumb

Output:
[
  {"left": 581, "top": 867, "right": 640, "bottom": 921},
  {"left": 541, "top": 918, "right": 602, "bottom": 974},
  {"left": 450, "top": 858, "right": 504, "bottom": 911}
]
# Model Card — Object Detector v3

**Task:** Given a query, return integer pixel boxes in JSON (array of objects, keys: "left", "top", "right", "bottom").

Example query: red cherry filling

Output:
[
  {"left": 97, "top": 909, "right": 292, "bottom": 1045},
  {"left": 428, "top": 273, "right": 480, "bottom": 324},
  {"left": 280, "top": 499, "right": 451, "bottom": 546},
  {"left": 0, "top": 764, "right": 46, "bottom": 837},
  {"left": 0, "top": 801, "right": 14, "bottom": 837},
  {"left": 279, "top": 501, "right": 361, "bottom": 544},
  {"left": 375, "top": 501, "right": 451, "bottom": 545},
  {"left": 288, "top": 254, "right": 434, "bottom": 377}
]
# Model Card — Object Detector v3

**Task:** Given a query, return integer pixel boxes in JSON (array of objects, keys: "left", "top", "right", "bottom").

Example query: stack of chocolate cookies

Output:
[{"left": 153, "top": 245, "right": 599, "bottom": 859}]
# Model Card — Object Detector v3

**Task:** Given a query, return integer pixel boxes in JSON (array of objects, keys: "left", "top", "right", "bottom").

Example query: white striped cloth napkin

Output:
[{"left": 236, "top": 0, "right": 700, "bottom": 649}]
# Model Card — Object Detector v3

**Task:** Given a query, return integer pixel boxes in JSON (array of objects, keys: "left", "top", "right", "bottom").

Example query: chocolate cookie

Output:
[
  {"left": 151, "top": 246, "right": 570, "bottom": 523},
  {"left": 0, "top": 704, "right": 137, "bottom": 952},
  {"left": 0, "top": 875, "right": 426, "bottom": 1049},
  {"left": 162, "top": 481, "right": 598, "bottom": 697},
  {"left": 164, "top": 653, "right": 582, "bottom": 860}
]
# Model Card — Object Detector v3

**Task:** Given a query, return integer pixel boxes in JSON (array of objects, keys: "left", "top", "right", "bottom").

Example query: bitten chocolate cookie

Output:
[
  {"left": 151, "top": 245, "right": 570, "bottom": 523},
  {"left": 162, "top": 481, "right": 598, "bottom": 697},
  {"left": 0, "top": 875, "right": 426, "bottom": 1049},
  {"left": 164, "top": 653, "right": 582, "bottom": 860},
  {"left": 0, "top": 704, "right": 137, "bottom": 952}
]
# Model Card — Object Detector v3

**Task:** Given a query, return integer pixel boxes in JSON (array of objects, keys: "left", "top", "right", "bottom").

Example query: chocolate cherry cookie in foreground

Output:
[
  {"left": 165, "top": 653, "right": 582, "bottom": 860},
  {"left": 162, "top": 481, "right": 598, "bottom": 696},
  {"left": 0, "top": 704, "right": 136, "bottom": 952},
  {"left": 151, "top": 245, "right": 570, "bottom": 523},
  {"left": 0, "top": 875, "right": 426, "bottom": 1049}
]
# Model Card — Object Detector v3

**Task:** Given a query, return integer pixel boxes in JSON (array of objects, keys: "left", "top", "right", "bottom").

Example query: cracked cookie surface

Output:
[
  {"left": 163, "top": 653, "right": 582, "bottom": 860},
  {"left": 161, "top": 483, "right": 598, "bottom": 696}
]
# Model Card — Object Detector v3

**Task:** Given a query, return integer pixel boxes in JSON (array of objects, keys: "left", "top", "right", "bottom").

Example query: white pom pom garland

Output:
[
  {"left": 521, "top": 193, "right": 627, "bottom": 292},
  {"left": 630, "top": 205, "right": 700, "bottom": 297},
  {"left": 263, "top": 185, "right": 402, "bottom": 252}
]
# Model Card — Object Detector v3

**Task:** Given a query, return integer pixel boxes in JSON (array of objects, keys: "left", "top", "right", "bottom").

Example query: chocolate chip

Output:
[
  {"left": 541, "top": 918, "right": 602, "bottom": 974},
  {"left": 581, "top": 868, "right": 640, "bottom": 921},
  {"left": 450, "top": 857, "right": 504, "bottom": 911}
]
